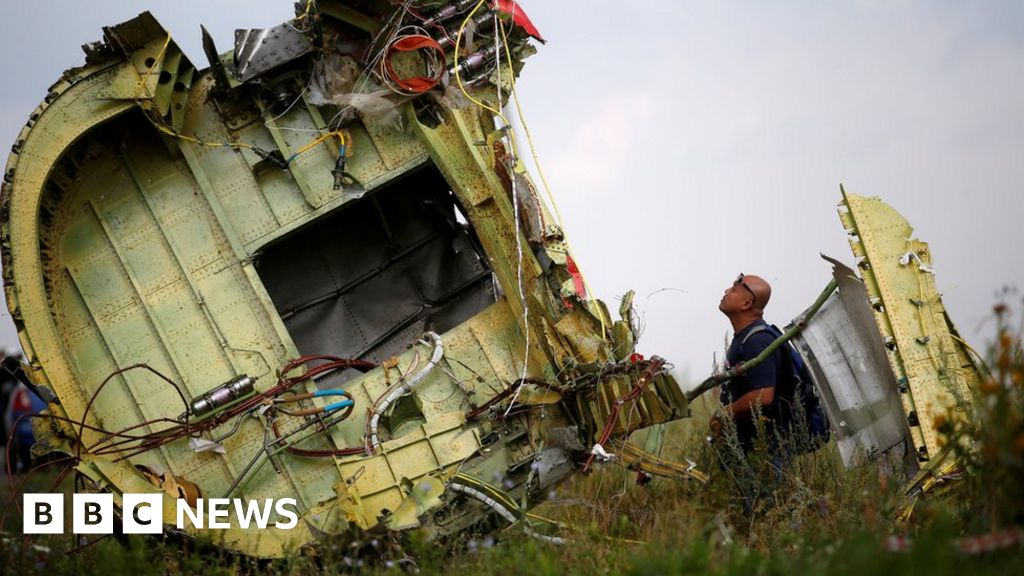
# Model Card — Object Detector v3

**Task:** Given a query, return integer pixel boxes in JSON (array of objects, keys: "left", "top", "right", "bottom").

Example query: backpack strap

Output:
[{"left": 740, "top": 323, "right": 770, "bottom": 346}]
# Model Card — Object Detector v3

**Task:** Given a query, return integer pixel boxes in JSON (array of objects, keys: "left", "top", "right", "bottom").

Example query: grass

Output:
[{"left": 2, "top": 300, "right": 1023, "bottom": 574}]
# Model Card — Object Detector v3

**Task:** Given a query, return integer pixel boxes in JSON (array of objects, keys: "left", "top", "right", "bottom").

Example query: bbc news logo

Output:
[{"left": 22, "top": 494, "right": 299, "bottom": 534}]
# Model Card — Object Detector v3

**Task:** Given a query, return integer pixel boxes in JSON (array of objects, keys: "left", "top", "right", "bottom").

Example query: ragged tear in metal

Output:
[{"left": 189, "top": 437, "right": 227, "bottom": 454}]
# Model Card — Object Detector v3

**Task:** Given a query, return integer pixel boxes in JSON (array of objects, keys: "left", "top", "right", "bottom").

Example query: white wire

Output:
[
  {"left": 377, "top": 26, "right": 444, "bottom": 96},
  {"left": 502, "top": 151, "right": 531, "bottom": 417},
  {"left": 637, "top": 287, "right": 689, "bottom": 340}
]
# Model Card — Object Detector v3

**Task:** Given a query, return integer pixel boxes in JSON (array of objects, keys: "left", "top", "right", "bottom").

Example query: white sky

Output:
[{"left": 1, "top": 1, "right": 1021, "bottom": 381}]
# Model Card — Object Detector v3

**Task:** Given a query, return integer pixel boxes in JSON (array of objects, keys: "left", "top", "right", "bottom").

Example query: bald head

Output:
[
  {"left": 719, "top": 273, "right": 773, "bottom": 330},
  {"left": 741, "top": 274, "right": 772, "bottom": 312}
]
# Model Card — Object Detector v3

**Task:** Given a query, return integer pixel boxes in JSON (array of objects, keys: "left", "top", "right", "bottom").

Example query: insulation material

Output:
[
  {"left": 330, "top": 90, "right": 403, "bottom": 127},
  {"left": 307, "top": 53, "right": 360, "bottom": 105},
  {"left": 308, "top": 54, "right": 402, "bottom": 127}
]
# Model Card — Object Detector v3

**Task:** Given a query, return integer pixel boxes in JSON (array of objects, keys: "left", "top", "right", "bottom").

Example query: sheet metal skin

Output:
[
  {"left": 838, "top": 190, "right": 979, "bottom": 463},
  {"left": 792, "top": 258, "right": 914, "bottom": 470},
  {"left": 0, "top": 4, "right": 688, "bottom": 558}
]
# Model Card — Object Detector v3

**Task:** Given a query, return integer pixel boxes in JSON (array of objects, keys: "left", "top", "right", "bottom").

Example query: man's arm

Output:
[
  {"left": 709, "top": 331, "right": 779, "bottom": 435},
  {"left": 724, "top": 387, "right": 775, "bottom": 415},
  {"left": 709, "top": 388, "right": 775, "bottom": 435}
]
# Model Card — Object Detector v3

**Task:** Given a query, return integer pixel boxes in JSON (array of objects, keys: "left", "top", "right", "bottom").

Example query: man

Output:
[
  {"left": 5, "top": 381, "right": 46, "bottom": 473},
  {"left": 710, "top": 273, "right": 788, "bottom": 452}
]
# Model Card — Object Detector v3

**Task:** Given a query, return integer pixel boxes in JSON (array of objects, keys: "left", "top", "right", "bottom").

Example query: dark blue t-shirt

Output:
[{"left": 720, "top": 319, "right": 786, "bottom": 447}]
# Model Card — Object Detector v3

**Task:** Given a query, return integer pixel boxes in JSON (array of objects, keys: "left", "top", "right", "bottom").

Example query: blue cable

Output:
[{"left": 323, "top": 399, "right": 354, "bottom": 412}]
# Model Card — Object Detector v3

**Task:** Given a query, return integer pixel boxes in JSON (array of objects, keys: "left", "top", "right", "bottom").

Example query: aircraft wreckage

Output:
[{"left": 1, "top": 0, "right": 982, "bottom": 558}]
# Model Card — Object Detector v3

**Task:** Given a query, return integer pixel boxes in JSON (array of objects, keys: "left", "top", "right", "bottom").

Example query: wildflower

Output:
[
  {"left": 979, "top": 379, "right": 1000, "bottom": 395},
  {"left": 997, "top": 351, "right": 1010, "bottom": 372}
]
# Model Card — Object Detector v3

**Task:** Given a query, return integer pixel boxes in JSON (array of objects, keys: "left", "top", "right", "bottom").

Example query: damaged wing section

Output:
[
  {"left": 787, "top": 190, "right": 982, "bottom": 479},
  {"left": 835, "top": 190, "right": 979, "bottom": 464}
]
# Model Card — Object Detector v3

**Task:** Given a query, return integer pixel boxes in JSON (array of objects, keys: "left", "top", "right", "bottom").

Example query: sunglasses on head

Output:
[{"left": 734, "top": 273, "right": 759, "bottom": 307}]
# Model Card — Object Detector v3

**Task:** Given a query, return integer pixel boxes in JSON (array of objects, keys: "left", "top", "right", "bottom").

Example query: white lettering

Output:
[
  {"left": 123, "top": 493, "right": 163, "bottom": 534},
  {"left": 207, "top": 498, "right": 231, "bottom": 529},
  {"left": 274, "top": 498, "right": 298, "bottom": 529},
  {"left": 23, "top": 494, "right": 63, "bottom": 534},
  {"left": 72, "top": 493, "right": 113, "bottom": 534},
  {"left": 176, "top": 498, "right": 203, "bottom": 529},
  {"left": 22, "top": 493, "right": 302, "bottom": 534},
  {"left": 233, "top": 499, "right": 274, "bottom": 529}
]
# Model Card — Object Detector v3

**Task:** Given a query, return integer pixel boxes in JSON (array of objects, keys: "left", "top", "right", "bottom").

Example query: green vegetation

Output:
[{"left": 3, "top": 300, "right": 1022, "bottom": 575}]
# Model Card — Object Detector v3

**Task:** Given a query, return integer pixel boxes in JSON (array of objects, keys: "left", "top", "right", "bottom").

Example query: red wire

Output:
[
  {"left": 383, "top": 35, "right": 446, "bottom": 93},
  {"left": 581, "top": 358, "right": 666, "bottom": 474}
]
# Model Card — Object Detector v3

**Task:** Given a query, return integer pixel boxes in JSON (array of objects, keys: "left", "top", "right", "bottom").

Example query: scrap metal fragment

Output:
[{"left": 234, "top": 23, "right": 312, "bottom": 82}]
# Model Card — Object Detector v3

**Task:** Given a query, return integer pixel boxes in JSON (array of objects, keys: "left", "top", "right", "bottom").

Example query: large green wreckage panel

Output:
[{"left": 0, "top": 4, "right": 693, "bottom": 558}]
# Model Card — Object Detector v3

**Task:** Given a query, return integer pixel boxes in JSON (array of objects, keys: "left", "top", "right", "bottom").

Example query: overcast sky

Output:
[{"left": 1, "top": 1, "right": 1021, "bottom": 381}]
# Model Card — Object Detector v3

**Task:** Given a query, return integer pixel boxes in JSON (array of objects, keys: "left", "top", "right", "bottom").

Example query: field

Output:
[{"left": 2, "top": 300, "right": 1022, "bottom": 575}]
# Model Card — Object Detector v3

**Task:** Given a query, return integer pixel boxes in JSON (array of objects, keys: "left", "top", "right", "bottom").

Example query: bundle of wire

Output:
[
  {"left": 2, "top": 358, "right": 354, "bottom": 528},
  {"left": 379, "top": 26, "right": 446, "bottom": 95},
  {"left": 68, "top": 357, "right": 375, "bottom": 463}
]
